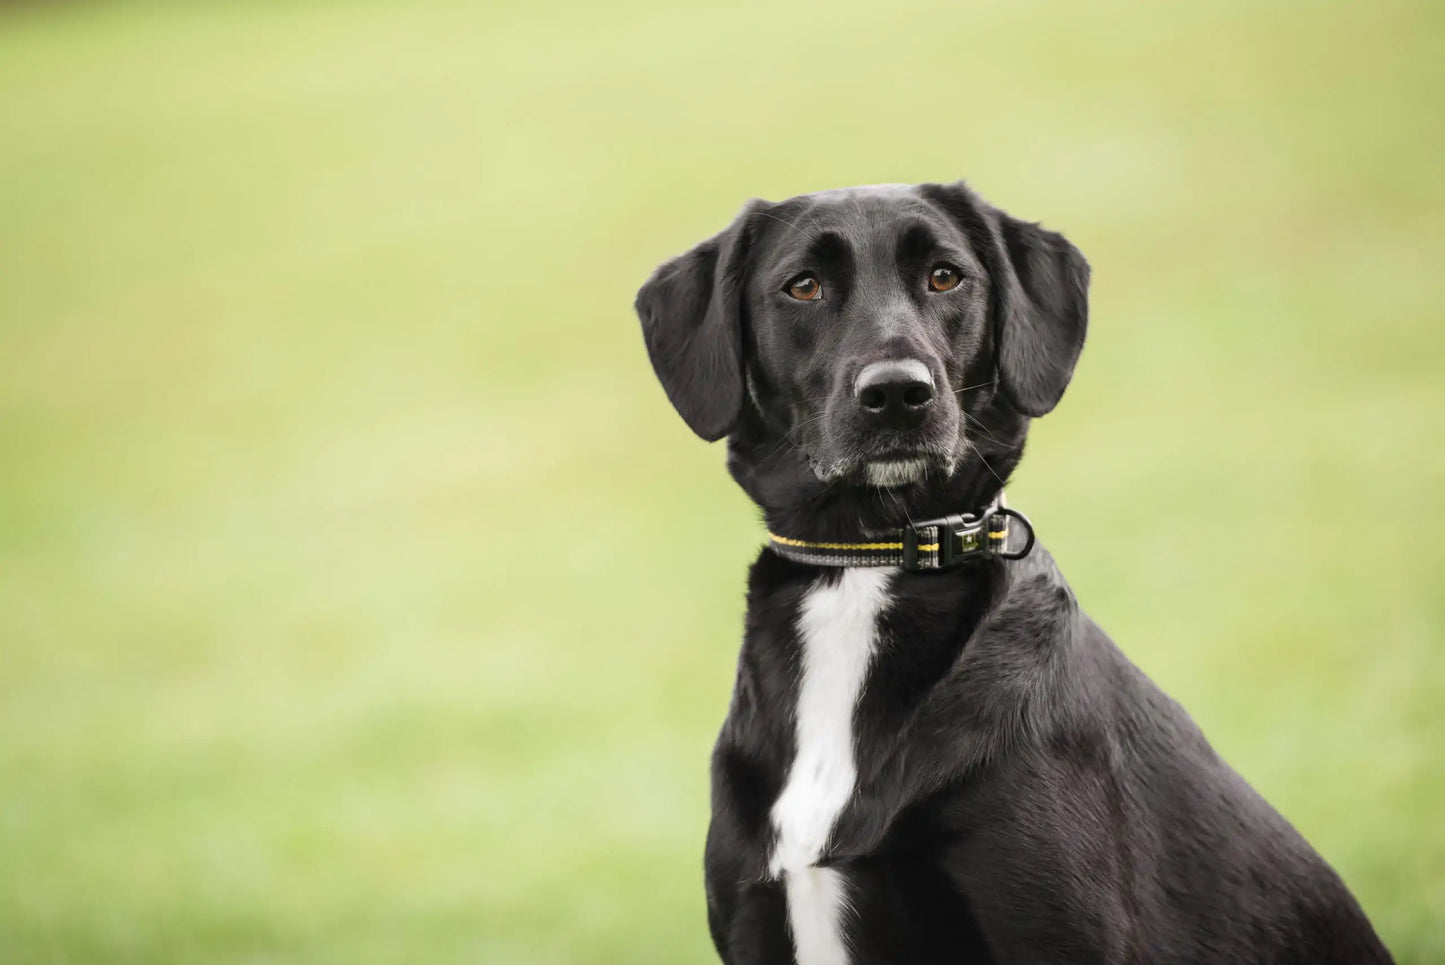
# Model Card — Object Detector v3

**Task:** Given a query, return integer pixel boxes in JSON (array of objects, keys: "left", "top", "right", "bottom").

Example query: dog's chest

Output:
[{"left": 769, "top": 567, "right": 893, "bottom": 964}]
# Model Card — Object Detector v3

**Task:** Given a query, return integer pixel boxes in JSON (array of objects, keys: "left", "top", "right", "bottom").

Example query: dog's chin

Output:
[
  {"left": 812, "top": 448, "right": 955, "bottom": 488},
  {"left": 864, "top": 458, "right": 930, "bottom": 488}
]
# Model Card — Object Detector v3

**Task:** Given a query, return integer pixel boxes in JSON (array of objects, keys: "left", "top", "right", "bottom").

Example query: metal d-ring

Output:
[{"left": 991, "top": 507, "right": 1036, "bottom": 560}]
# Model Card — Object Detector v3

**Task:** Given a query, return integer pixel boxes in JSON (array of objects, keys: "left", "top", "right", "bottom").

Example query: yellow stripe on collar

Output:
[{"left": 767, "top": 533, "right": 941, "bottom": 553}]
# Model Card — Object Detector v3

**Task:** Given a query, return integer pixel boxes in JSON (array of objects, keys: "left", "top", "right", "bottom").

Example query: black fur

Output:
[{"left": 636, "top": 182, "right": 1391, "bottom": 963}]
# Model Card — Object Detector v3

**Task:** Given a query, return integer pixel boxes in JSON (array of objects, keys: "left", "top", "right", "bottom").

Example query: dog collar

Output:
[{"left": 767, "top": 495, "right": 1035, "bottom": 571}]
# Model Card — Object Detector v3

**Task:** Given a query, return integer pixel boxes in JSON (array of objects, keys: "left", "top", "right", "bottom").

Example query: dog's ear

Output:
[
  {"left": 923, "top": 182, "right": 1090, "bottom": 417},
  {"left": 634, "top": 203, "right": 761, "bottom": 441}
]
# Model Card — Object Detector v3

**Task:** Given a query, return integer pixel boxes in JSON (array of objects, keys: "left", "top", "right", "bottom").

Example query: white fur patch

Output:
[
  {"left": 785, "top": 866, "right": 852, "bottom": 965},
  {"left": 770, "top": 567, "right": 893, "bottom": 964}
]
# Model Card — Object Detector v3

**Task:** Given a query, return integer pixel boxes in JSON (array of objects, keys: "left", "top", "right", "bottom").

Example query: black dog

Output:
[{"left": 635, "top": 182, "right": 1390, "bottom": 964}]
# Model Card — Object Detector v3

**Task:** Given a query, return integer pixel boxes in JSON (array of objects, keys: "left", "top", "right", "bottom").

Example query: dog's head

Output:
[{"left": 636, "top": 182, "right": 1089, "bottom": 528}]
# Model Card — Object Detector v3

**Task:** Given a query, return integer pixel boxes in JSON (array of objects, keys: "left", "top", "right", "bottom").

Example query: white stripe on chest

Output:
[{"left": 770, "top": 567, "right": 894, "bottom": 965}]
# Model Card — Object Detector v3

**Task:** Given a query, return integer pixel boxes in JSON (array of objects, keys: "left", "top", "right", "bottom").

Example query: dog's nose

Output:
[{"left": 854, "top": 359, "right": 935, "bottom": 426}]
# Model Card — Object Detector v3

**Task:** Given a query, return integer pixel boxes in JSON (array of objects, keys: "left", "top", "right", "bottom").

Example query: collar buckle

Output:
[
  {"left": 901, "top": 507, "right": 1035, "bottom": 572},
  {"left": 902, "top": 512, "right": 983, "bottom": 571}
]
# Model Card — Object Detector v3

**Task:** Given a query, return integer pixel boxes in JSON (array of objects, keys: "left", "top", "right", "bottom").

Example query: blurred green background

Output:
[{"left": 2, "top": 0, "right": 1442, "bottom": 961}]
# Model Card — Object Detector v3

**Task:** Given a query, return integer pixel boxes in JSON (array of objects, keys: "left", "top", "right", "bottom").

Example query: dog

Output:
[{"left": 634, "top": 182, "right": 1391, "bottom": 964}]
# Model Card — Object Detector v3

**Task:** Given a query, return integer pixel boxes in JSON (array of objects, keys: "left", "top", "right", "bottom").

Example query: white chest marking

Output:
[{"left": 770, "top": 567, "right": 893, "bottom": 965}]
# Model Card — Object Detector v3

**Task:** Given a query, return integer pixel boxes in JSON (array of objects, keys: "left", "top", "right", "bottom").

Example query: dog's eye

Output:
[
  {"left": 786, "top": 274, "right": 822, "bottom": 301},
  {"left": 928, "top": 265, "right": 962, "bottom": 293}
]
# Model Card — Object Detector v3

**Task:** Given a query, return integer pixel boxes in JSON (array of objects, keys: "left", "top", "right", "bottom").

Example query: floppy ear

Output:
[
  {"left": 634, "top": 204, "right": 758, "bottom": 441},
  {"left": 923, "top": 183, "right": 1090, "bottom": 417}
]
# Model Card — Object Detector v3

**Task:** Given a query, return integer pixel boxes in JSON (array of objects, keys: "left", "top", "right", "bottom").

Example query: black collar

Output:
[{"left": 767, "top": 494, "right": 1035, "bottom": 571}]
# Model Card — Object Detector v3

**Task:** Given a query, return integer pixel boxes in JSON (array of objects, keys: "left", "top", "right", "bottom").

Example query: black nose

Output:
[{"left": 854, "top": 359, "right": 936, "bottom": 426}]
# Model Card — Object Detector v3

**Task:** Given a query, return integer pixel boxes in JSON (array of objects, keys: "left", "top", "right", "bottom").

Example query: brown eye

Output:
[
  {"left": 928, "top": 264, "right": 961, "bottom": 292},
  {"left": 786, "top": 274, "right": 822, "bottom": 301}
]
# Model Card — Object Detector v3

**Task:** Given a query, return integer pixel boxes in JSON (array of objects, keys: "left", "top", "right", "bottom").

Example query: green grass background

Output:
[{"left": 1, "top": 0, "right": 1442, "bottom": 961}]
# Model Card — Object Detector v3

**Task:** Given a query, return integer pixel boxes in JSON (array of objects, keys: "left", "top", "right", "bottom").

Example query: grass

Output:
[{"left": 1, "top": 0, "right": 1442, "bottom": 961}]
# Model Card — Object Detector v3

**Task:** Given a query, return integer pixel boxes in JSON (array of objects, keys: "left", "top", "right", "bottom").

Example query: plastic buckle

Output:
[
  {"left": 903, "top": 506, "right": 1036, "bottom": 571},
  {"left": 903, "top": 513, "right": 982, "bottom": 571}
]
